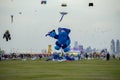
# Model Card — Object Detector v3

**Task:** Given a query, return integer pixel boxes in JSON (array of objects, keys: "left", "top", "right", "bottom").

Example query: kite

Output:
[
  {"left": 11, "top": 0, "right": 13, "bottom": 2},
  {"left": 61, "top": 3, "right": 67, "bottom": 7},
  {"left": 19, "top": 12, "right": 22, "bottom": 14},
  {"left": 11, "top": 15, "right": 13, "bottom": 23},
  {"left": 89, "top": 3, "right": 94, "bottom": 7},
  {"left": 59, "top": 12, "right": 68, "bottom": 22},
  {"left": 46, "top": 27, "right": 71, "bottom": 52},
  {"left": 3, "top": 30, "right": 11, "bottom": 41},
  {"left": 41, "top": 0, "right": 47, "bottom": 4}
]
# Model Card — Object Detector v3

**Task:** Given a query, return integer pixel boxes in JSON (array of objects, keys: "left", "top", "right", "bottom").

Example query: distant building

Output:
[
  {"left": 41, "top": 49, "right": 47, "bottom": 54},
  {"left": 86, "top": 46, "right": 92, "bottom": 53},
  {"left": 111, "top": 39, "right": 115, "bottom": 54},
  {"left": 73, "top": 41, "right": 79, "bottom": 50},
  {"left": 78, "top": 45, "right": 83, "bottom": 51},
  {"left": 116, "top": 40, "right": 120, "bottom": 53}
]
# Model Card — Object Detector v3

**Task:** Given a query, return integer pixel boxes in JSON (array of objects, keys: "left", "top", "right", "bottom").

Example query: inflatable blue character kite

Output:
[{"left": 46, "top": 27, "right": 71, "bottom": 52}]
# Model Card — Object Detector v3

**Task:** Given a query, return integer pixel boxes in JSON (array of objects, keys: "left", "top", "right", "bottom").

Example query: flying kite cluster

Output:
[{"left": 3, "top": 0, "right": 94, "bottom": 54}]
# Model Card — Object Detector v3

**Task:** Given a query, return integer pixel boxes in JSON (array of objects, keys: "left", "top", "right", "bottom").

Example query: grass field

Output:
[{"left": 0, "top": 59, "right": 120, "bottom": 80}]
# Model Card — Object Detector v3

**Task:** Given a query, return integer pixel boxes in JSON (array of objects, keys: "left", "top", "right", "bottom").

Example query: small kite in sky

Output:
[
  {"left": 3, "top": 30, "right": 11, "bottom": 41},
  {"left": 59, "top": 12, "right": 68, "bottom": 22},
  {"left": 11, "top": 0, "right": 13, "bottom": 2},
  {"left": 11, "top": 15, "right": 13, "bottom": 23},
  {"left": 19, "top": 12, "right": 22, "bottom": 14},
  {"left": 41, "top": 0, "right": 47, "bottom": 4},
  {"left": 89, "top": 3, "right": 94, "bottom": 7},
  {"left": 61, "top": 3, "right": 67, "bottom": 7}
]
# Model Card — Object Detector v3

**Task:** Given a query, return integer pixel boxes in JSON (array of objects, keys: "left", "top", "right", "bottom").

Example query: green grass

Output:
[{"left": 0, "top": 59, "right": 120, "bottom": 80}]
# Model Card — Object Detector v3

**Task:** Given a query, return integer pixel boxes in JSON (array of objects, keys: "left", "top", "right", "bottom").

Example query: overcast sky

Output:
[{"left": 0, "top": 0, "right": 120, "bottom": 53}]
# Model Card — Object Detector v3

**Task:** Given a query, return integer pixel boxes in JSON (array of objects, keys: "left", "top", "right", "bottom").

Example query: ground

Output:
[{"left": 0, "top": 59, "right": 120, "bottom": 80}]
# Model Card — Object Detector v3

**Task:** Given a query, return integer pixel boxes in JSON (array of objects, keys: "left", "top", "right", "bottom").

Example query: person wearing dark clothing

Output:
[{"left": 106, "top": 52, "right": 110, "bottom": 61}]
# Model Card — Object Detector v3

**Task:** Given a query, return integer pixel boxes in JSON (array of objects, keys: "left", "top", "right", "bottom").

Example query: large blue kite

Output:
[{"left": 46, "top": 27, "right": 71, "bottom": 52}]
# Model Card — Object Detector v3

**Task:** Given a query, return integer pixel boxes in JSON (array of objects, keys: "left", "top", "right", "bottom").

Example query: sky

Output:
[{"left": 0, "top": 0, "right": 120, "bottom": 53}]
